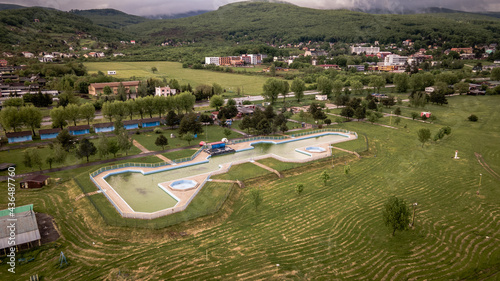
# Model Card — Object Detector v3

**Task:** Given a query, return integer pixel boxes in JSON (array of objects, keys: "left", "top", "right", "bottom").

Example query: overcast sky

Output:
[{"left": 9, "top": 0, "right": 500, "bottom": 16}]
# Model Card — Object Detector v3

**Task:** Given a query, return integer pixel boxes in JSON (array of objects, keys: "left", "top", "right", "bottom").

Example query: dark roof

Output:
[
  {"left": 123, "top": 119, "right": 140, "bottom": 125},
  {"left": 0, "top": 163, "right": 15, "bottom": 171},
  {"left": 39, "top": 128, "right": 61, "bottom": 135},
  {"left": 142, "top": 117, "right": 162, "bottom": 123},
  {"left": 20, "top": 174, "right": 49, "bottom": 183},
  {"left": 6, "top": 131, "right": 32, "bottom": 138},
  {"left": 93, "top": 122, "right": 114, "bottom": 128},
  {"left": 68, "top": 125, "right": 90, "bottom": 131}
]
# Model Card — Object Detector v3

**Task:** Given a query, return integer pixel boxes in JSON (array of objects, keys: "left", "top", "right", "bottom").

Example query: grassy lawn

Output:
[
  {"left": 132, "top": 125, "right": 243, "bottom": 151},
  {"left": 0, "top": 95, "right": 499, "bottom": 279},
  {"left": 84, "top": 61, "right": 271, "bottom": 96},
  {"left": 162, "top": 148, "right": 198, "bottom": 160}
]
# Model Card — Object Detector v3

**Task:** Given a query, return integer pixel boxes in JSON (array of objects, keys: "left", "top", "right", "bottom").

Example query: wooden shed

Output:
[{"left": 20, "top": 175, "right": 50, "bottom": 189}]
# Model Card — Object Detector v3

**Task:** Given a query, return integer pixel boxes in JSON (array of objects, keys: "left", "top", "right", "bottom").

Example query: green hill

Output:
[
  {"left": 0, "top": 3, "right": 25, "bottom": 10},
  {"left": 0, "top": 7, "right": 131, "bottom": 52},
  {"left": 70, "top": 8, "right": 149, "bottom": 29},
  {"left": 126, "top": 2, "right": 500, "bottom": 46}
]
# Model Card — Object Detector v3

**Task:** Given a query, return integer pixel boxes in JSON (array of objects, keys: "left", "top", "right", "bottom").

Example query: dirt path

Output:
[
  {"left": 330, "top": 146, "right": 361, "bottom": 158},
  {"left": 132, "top": 139, "right": 174, "bottom": 164},
  {"left": 250, "top": 161, "right": 282, "bottom": 178},
  {"left": 75, "top": 190, "right": 101, "bottom": 201},
  {"left": 209, "top": 179, "right": 245, "bottom": 188},
  {"left": 475, "top": 152, "right": 500, "bottom": 181}
]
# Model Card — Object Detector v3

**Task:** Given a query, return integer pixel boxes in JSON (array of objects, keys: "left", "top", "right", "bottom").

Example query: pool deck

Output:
[{"left": 91, "top": 131, "right": 357, "bottom": 219}]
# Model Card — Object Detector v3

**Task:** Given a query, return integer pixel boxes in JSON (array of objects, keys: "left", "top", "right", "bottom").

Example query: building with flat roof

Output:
[
  {"left": 88, "top": 81, "right": 140, "bottom": 96},
  {"left": 6, "top": 131, "right": 32, "bottom": 143}
]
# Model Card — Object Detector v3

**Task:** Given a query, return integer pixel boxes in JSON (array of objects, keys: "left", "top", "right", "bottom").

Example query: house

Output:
[
  {"left": 451, "top": 47, "right": 473, "bottom": 54},
  {"left": 350, "top": 46, "right": 380, "bottom": 55},
  {"left": 205, "top": 57, "right": 220, "bottom": 65},
  {"left": 22, "top": 52, "right": 34, "bottom": 58},
  {"left": 425, "top": 87, "right": 435, "bottom": 94},
  {"left": 107, "top": 71, "right": 116, "bottom": 75},
  {"left": 155, "top": 86, "right": 177, "bottom": 97},
  {"left": 0, "top": 204, "right": 41, "bottom": 251},
  {"left": 377, "top": 52, "right": 392, "bottom": 59},
  {"left": 93, "top": 122, "right": 114, "bottom": 133},
  {"left": 130, "top": 40, "right": 136, "bottom": 44},
  {"left": 384, "top": 54, "right": 408, "bottom": 66},
  {"left": 39, "top": 128, "right": 61, "bottom": 140},
  {"left": 0, "top": 59, "right": 7, "bottom": 67},
  {"left": 123, "top": 120, "right": 140, "bottom": 130},
  {"left": 6, "top": 131, "right": 32, "bottom": 143},
  {"left": 315, "top": 95, "right": 328, "bottom": 101},
  {"left": 421, "top": 112, "right": 431, "bottom": 118},
  {"left": 68, "top": 125, "right": 90, "bottom": 136},
  {"left": 347, "top": 65, "right": 365, "bottom": 72},
  {"left": 88, "top": 81, "right": 140, "bottom": 96},
  {"left": 304, "top": 49, "right": 328, "bottom": 57},
  {"left": 20, "top": 175, "right": 49, "bottom": 189},
  {"left": 318, "top": 64, "right": 340, "bottom": 70},
  {"left": 141, "top": 117, "right": 161, "bottom": 128}
]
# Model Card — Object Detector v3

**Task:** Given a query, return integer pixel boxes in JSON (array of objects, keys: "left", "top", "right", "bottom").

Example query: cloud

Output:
[{"left": 10, "top": 0, "right": 500, "bottom": 16}]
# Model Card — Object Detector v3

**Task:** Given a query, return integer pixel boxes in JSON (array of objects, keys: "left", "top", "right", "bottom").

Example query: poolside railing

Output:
[
  {"left": 230, "top": 135, "right": 288, "bottom": 144},
  {"left": 290, "top": 128, "right": 357, "bottom": 138}
]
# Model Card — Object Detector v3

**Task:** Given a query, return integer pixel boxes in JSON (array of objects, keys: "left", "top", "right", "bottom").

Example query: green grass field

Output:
[
  {"left": 0, "top": 95, "right": 499, "bottom": 279},
  {"left": 84, "top": 61, "right": 272, "bottom": 96}
]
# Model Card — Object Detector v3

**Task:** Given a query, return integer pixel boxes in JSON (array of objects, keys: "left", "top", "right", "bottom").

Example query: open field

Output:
[
  {"left": 0, "top": 95, "right": 499, "bottom": 279},
  {"left": 84, "top": 61, "right": 272, "bottom": 96}
]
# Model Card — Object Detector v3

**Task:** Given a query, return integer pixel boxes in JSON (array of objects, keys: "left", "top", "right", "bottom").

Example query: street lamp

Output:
[
  {"left": 328, "top": 145, "right": 334, "bottom": 168},
  {"left": 411, "top": 202, "right": 418, "bottom": 227},
  {"left": 478, "top": 173, "right": 482, "bottom": 195}
]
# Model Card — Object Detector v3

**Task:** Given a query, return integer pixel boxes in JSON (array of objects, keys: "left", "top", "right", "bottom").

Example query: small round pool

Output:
[
  {"left": 170, "top": 179, "right": 198, "bottom": 190},
  {"left": 305, "top": 146, "right": 326, "bottom": 153}
]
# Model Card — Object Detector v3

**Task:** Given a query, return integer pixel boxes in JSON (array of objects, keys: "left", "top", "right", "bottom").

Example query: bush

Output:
[
  {"left": 242, "top": 100, "right": 252, "bottom": 105},
  {"left": 324, "top": 118, "right": 332, "bottom": 125},
  {"left": 154, "top": 127, "right": 163, "bottom": 134},
  {"left": 135, "top": 130, "right": 141, "bottom": 135},
  {"left": 468, "top": 114, "right": 478, "bottom": 122}
]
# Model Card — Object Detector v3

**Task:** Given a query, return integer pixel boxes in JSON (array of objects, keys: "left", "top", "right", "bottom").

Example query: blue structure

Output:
[
  {"left": 93, "top": 122, "right": 114, "bottom": 133},
  {"left": 141, "top": 118, "right": 161, "bottom": 128},
  {"left": 6, "top": 131, "right": 33, "bottom": 143},
  {"left": 68, "top": 125, "right": 90, "bottom": 136},
  {"left": 209, "top": 141, "right": 226, "bottom": 149},
  {"left": 39, "top": 128, "right": 61, "bottom": 140},
  {"left": 123, "top": 120, "right": 140, "bottom": 130}
]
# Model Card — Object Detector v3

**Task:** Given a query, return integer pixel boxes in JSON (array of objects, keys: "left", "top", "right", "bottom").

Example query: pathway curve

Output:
[
  {"left": 330, "top": 146, "right": 361, "bottom": 159},
  {"left": 75, "top": 190, "right": 101, "bottom": 201},
  {"left": 250, "top": 161, "right": 282, "bottom": 178},
  {"left": 475, "top": 152, "right": 500, "bottom": 182},
  {"left": 132, "top": 139, "right": 174, "bottom": 164}
]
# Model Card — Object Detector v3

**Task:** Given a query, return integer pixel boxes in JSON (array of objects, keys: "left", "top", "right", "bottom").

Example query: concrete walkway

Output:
[
  {"left": 75, "top": 190, "right": 101, "bottom": 201},
  {"left": 331, "top": 146, "right": 361, "bottom": 159}
]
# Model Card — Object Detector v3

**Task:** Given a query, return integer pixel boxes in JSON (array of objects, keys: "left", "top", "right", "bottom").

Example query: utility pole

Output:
[{"left": 412, "top": 202, "right": 418, "bottom": 227}]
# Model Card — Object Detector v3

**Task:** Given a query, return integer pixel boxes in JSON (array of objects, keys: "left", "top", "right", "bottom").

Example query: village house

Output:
[
  {"left": 88, "top": 81, "right": 140, "bottom": 96},
  {"left": 155, "top": 86, "right": 177, "bottom": 97}
]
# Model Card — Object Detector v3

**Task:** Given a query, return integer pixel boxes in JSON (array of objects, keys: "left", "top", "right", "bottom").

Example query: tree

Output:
[
  {"left": 340, "top": 107, "right": 355, "bottom": 120},
  {"left": 142, "top": 96, "right": 156, "bottom": 118},
  {"left": 279, "top": 80, "right": 289, "bottom": 104},
  {"left": 411, "top": 112, "right": 419, "bottom": 120},
  {"left": 367, "top": 99, "right": 377, "bottom": 110},
  {"left": 226, "top": 98, "right": 237, "bottom": 107},
  {"left": 179, "top": 113, "right": 203, "bottom": 135},
  {"left": 102, "top": 102, "right": 114, "bottom": 122},
  {"left": 262, "top": 78, "right": 283, "bottom": 105},
  {"left": 151, "top": 66, "right": 158, "bottom": 73},
  {"left": 19, "top": 106, "right": 42, "bottom": 136},
  {"left": 117, "top": 130, "right": 133, "bottom": 155},
  {"left": 50, "top": 107, "right": 68, "bottom": 129},
  {"left": 97, "top": 134, "right": 110, "bottom": 158},
  {"left": 394, "top": 117, "right": 401, "bottom": 126},
  {"left": 354, "top": 107, "right": 366, "bottom": 120},
  {"left": 103, "top": 86, "right": 113, "bottom": 96},
  {"left": 183, "top": 133, "right": 195, "bottom": 145},
  {"left": 367, "top": 111, "right": 381, "bottom": 124},
  {"left": 223, "top": 128, "right": 232, "bottom": 139},
  {"left": 317, "top": 76, "right": 334, "bottom": 97},
  {"left": 240, "top": 115, "right": 253, "bottom": 134},
  {"left": 350, "top": 80, "right": 363, "bottom": 95},
  {"left": 79, "top": 103, "right": 95, "bottom": 125},
  {"left": 382, "top": 196, "right": 411, "bottom": 236},
  {"left": 291, "top": 78, "right": 305, "bottom": 102},
  {"left": 344, "top": 164, "right": 351, "bottom": 175},
  {"left": 249, "top": 189, "right": 263, "bottom": 211},
  {"left": 468, "top": 114, "right": 478, "bottom": 122},
  {"left": 320, "top": 170, "right": 330, "bottom": 186},
  {"left": 65, "top": 104, "right": 80, "bottom": 126},
  {"left": 116, "top": 82, "right": 127, "bottom": 101},
  {"left": 165, "top": 111, "right": 178, "bottom": 129},
  {"left": 52, "top": 143, "right": 67, "bottom": 164},
  {"left": 332, "top": 80, "right": 343, "bottom": 97},
  {"left": 393, "top": 73, "right": 410, "bottom": 93},
  {"left": 491, "top": 67, "right": 500, "bottom": 81},
  {"left": 454, "top": 82, "right": 469, "bottom": 95},
  {"left": 57, "top": 129, "right": 74, "bottom": 151},
  {"left": 0, "top": 106, "right": 21, "bottom": 132},
  {"left": 76, "top": 138, "right": 97, "bottom": 162},
  {"left": 369, "top": 76, "right": 385, "bottom": 93},
  {"left": 23, "top": 148, "right": 42, "bottom": 171},
  {"left": 46, "top": 157, "right": 54, "bottom": 169},
  {"left": 295, "top": 184, "right": 304, "bottom": 195},
  {"left": 108, "top": 139, "right": 120, "bottom": 157},
  {"left": 3, "top": 97, "right": 24, "bottom": 109},
  {"left": 212, "top": 83, "right": 223, "bottom": 95},
  {"left": 175, "top": 92, "right": 196, "bottom": 113},
  {"left": 417, "top": 128, "right": 431, "bottom": 147},
  {"left": 210, "top": 95, "right": 224, "bottom": 110},
  {"left": 381, "top": 96, "right": 396, "bottom": 108},
  {"left": 394, "top": 107, "right": 402, "bottom": 115}
]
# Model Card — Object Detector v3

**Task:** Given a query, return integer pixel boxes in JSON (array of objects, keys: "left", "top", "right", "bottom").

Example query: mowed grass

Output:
[
  {"left": 84, "top": 61, "right": 271, "bottom": 96},
  {"left": 0, "top": 96, "right": 499, "bottom": 279}
]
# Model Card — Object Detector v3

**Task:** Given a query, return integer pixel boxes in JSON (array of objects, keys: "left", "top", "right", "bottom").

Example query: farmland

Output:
[
  {"left": 84, "top": 61, "right": 272, "bottom": 96},
  {"left": 0, "top": 95, "right": 499, "bottom": 280}
]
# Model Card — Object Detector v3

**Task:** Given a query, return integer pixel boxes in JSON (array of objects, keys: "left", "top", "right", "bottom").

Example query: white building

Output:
[
  {"left": 205, "top": 57, "right": 220, "bottom": 65},
  {"left": 384, "top": 54, "right": 408, "bottom": 66},
  {"left": 350, "top": 46, "right": 380, "bottom": 55},
  {"left": 155, "top": 86, "right": 177, "bottom": 97},
  {"left": 315, "top": 95, "right": 328, "bottom": 101}
]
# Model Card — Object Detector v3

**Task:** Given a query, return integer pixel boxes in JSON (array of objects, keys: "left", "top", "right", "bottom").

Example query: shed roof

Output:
[
  {"left": 39, "top": 128, "right": 61, "bottom": 135},
  {"left": 93, "top": 122, "right": 114, "bottom": 128},
  {"left": 0, "top": 205, "right": 40, "bottom": 250},
  {"left": 6, "top": 131, "right": 32, "bottom": 138},
  {"left": 142, "top": 117, "right": 162, "bottom": 123},
  {"left": 68, "top": 125, "right": 90, "bottom": 131},
  {"left": 20, "top": 174, "right": 49, "bottom": 183},
  {"left": 123, "top": 119, "right": 140, "bottom": 125}
]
